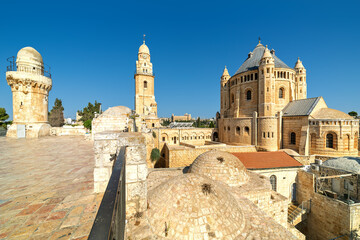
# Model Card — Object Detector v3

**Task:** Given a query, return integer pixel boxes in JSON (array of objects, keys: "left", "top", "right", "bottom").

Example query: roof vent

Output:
[
  {"left": 248, "top": 52, "right": 253, "bottom": 58},
  {"left": 270, "top": 49, "right": 275, "bottom": 56}
]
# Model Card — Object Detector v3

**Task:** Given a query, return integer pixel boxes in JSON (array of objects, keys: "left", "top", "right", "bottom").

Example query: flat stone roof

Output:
[{"left": 0, "top": 136, "right": 102, "bottom": 239}]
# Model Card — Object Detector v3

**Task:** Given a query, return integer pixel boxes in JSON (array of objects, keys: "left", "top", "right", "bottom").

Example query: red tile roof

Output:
[{"left": 231, "top": 151, "right": 303, "bottom": 169}]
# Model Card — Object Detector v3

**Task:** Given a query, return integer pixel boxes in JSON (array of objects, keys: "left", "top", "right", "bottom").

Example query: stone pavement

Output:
[{"left": 0, "top": 136, "right": 103, "bottom": 240}]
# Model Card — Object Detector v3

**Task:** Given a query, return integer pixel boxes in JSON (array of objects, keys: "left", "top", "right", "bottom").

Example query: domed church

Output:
[{"left": 218, "top": 40, "right": 358, "bottom": 156}]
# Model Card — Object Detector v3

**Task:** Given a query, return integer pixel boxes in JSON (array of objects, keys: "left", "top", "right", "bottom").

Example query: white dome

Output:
[
  {"left": 138, "top": 43, "right": 150, "bottom": 54},
  {"left": 17, "top": 47, "right": 43, "bottom": 64}
]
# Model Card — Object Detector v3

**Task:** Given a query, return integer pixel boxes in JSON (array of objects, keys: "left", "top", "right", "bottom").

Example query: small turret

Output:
[
  {"left": 221, "top": 66, "right": 230, "bottom": 87},
  {"left": 260, "top": 45, "right": 274, "bottom": 64},
  {"left": 294, "top": 57, "right": 307, "bottom": 99}
]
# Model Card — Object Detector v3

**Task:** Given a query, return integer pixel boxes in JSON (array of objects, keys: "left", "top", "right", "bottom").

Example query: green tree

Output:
[
  {"left": 348, "top": 111, "right": 358, "bottom": 117},
  {"left": 83, "top": 119, "right": 92, "bottom": 130},
  {"left": 78, "top": 101, "right": 101, "bottom": 124},
  {"left": 0, "top": 108, "right": 9, "bottom": 121},
  {"left": 49, "top": 98, "right": 64, "bottom": 127},
  {"left": 161, "top": 119, "right": 171, "bottom": 126},
  {"left": 150, "top": 148, "right": 161, "bottom": 163},
  {"left": 209, "top": 121, "right": 215, "bottom": 128}
]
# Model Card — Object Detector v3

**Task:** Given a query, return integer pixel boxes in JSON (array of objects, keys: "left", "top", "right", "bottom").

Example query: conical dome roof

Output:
[
  {"left": 295, "top": 57, "right": 305, "bottom": 69},
  {"left": 234, "top": 42, "right": 291, "bottom": 75}
]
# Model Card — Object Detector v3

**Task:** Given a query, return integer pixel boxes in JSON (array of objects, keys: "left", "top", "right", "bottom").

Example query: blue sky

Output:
[{"left": 1, "top": 0, "right": 360, "bottom": 119}]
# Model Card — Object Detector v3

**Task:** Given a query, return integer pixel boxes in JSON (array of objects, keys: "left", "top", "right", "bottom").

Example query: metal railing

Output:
[
  {"left": 88, "top": 147, "right": 126, "bottom": 240},
  {"left": 289, "top": 199, "right": 311, "bottom": 224},
  {"left": 6, "top": 56, "right": 52, "bottom": 78}
]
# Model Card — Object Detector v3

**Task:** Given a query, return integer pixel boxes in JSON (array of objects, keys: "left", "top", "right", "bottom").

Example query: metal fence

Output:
[{"left": 88, "top": 147, "right": 126, "bottom": 240}]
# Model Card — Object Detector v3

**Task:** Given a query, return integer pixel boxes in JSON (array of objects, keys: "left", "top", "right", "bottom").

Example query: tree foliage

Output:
[
  {"left": 0, "top": 108, "right": 9, "bottom": 121},
  {"left": 150, "top": 148, "right": 161, "bottom": 163},
  {"left": 348, "top": 111, "right": 358, "bottom": 117},
  {"left": 78, "top": 101, "right": 101, "bottom": 123},
  {"left": 49, "top": 98, "right": 64, "bottom": 127},
  {"left": 83, "top": 119, "right": 92, "bottom": 130},
  {"left": 161, "top": 119, "right": 171, "bottom": 126}
]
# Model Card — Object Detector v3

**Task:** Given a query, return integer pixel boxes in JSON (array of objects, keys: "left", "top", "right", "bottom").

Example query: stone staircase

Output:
[{"left": 288, "top": 201, "right": 310, "bottom": 225}]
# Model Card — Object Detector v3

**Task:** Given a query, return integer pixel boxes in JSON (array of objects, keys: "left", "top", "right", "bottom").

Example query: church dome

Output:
[
  {"left": 147, "top": 173, "right": 246, "bottom": 239},
  {"left": 234, "top": 42, "right": 291, "bottom": 75},
  {"left": 17, "top": 47, "right": 43, "bottom": 65},
  {"left": 138, "top": 42, "right": 150, "bottom": 54},
  {"left": 311, "top": 108, "right": 353, "bottom": 120},
  {"left": 189, "top": 150, "right": 249, "bottom": 186}
]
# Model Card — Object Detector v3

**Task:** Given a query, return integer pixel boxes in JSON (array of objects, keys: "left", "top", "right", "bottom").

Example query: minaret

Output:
[
  {"left": 220, "top": 66, "right": 230, "bottom": 117},
  {"left": 294, "top": 57, "right": 307, "bottom": 100},
  {"left": 134, "top": 37, "right": 157, "bottom": 117},
  {"left": 6, "top": 47, "right": 52, "bottom": 138}
]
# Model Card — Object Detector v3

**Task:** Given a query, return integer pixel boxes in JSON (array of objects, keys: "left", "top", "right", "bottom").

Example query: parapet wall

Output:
[{"left": 93, "top": 131, "right": 148, "bottom": 219}]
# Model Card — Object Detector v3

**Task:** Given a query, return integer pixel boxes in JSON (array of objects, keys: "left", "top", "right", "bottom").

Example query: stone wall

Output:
[
  {"left": 296, "top": 170, "right": 314, "bottom": 204},
  {"left": 93, "top": 131, "right": 148, "bottom": 220},
  {"left": 166, "top": 144, "right": 257, "bottom": 168},
  {"left": 50, "top": 126, "right": 87, "bottom": 136},
  {"left": 252, "top": 168, "right": 301, "bottom": 200}
]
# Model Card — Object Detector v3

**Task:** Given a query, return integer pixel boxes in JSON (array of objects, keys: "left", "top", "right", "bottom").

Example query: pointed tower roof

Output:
[
  {"left": 262, "top": 45, "right": 272, "bottom": 59},
  {"left": 222, "top": 66, "right": 230, "bottom": 77},
  {"left": 295, "top": 57, "right": 305, "bottom": 69}
]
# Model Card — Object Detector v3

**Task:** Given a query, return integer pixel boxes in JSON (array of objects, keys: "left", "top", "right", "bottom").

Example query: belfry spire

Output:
[{"left": 143, "top": 34, "right": 146, "bottom": 44}]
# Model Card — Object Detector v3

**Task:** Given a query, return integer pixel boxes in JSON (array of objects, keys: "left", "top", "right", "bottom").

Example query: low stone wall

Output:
[
  {"left": 166, "top": 144, "right": 257, "bottom": 168},
  {"left": 93, "top": 131, "right": 148, "bottom": 219},
  {"left": 50, "top": 126, "right": 87, "bottom": 136},
  {"left": 293, "top": 155, "right": 315, "bottom": 166}
]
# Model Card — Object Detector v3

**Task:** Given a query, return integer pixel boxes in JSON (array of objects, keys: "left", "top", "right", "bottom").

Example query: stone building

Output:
[
  {"left": 6, "top": 47, "right": 52, "bottom": 138},
  {"left": 294, "top": 158, "right": 360, "bottom": 239},
  {"left": 171, "top": 113, "right": 192, "bottom": 122},
  {"left": 134, "top": 39, "right": 160, "bottom": 129},
  {"left": 218, "top": 40, "right": 359, "bottom": 157},
  {"left": 232, "top": 151, "right": 303, "bottom": 201}
]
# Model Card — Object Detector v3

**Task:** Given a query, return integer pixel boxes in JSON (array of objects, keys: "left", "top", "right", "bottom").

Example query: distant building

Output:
[
  {"left": 218, "top": 40, "right": 358, "bottom": 157},
  {"left": 171, "top": 113, "right": 192, "bottom": 122}
]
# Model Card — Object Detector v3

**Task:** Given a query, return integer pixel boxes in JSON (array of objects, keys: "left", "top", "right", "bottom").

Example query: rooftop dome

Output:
[
  {"left": 138, "top": 41, "right": 150, "bottom": 54},
  {"left": 311, "top": 108, "right": 353, "bottom": 120},
  {"left": 17, "top": 47, "right": 43, "bottom": 64},
  {"left": 323, "top": 157, "right": 360, "bottom": 174},
  {"left": 147, "top": 173, "right": 246, "bottom": 239},
  {"left": 234, "top": 43, "right": 291, "bottom": 75},
  {"left": 100, "top": 106, "right": 131, "bottom": 118},
  {"left": 189, "top": 150, "right": 249, "bottom": 186}
]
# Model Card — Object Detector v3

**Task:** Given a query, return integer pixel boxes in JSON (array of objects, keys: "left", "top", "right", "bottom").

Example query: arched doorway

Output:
[{"left": 212, "top": 132, "right": 218, "bottom": 141}]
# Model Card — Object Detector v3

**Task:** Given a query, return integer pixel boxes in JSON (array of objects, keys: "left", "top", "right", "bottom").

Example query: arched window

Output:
[
  {"left": 246, "top": 90, "right": 252, "bottom": 100},
  {"left": 326, "top": 133, "right": 334, "bottom": 148},
  {"left": 231, "top": 94, "right": 234, "bottom": 104},
  {"left": 144, "top": 81, "right": 148, "bottom": 88},
  {"left": 236, "top": 126, "right": 240, "bottom": 135},
  {"left": 290, "top": 132, "right": 296, "bottom": 144},
  {"left": 270, "top": 175, "right": 277, "bottom": 191},
  {"left": 279, "top": 88, "right": 284, "bottom": 98},
  {"left": 227, "top": 126, "right": 230, "bottom": 131},
  {"left": 244, "top": 126, "right": 250, "bottom": 136}
]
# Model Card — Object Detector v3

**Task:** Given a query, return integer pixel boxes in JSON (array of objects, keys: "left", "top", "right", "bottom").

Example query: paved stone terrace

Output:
[{"left": 0, "top": 136, "right": 103, "bottom": 240}]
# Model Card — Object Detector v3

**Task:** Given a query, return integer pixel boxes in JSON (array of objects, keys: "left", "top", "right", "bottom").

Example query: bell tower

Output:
[
  {"left": 134, "top": 36, "right": 157, "bottom": 117},
  {"left": 134, "top": 36, "right": 159, "bottom": 129}
]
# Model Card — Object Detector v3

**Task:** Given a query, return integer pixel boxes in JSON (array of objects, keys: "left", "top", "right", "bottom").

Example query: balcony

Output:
[{"left": 7, "top": 56, "right": 52, "bottom": 78}]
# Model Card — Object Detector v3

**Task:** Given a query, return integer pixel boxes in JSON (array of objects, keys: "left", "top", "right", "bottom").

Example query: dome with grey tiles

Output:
[
  {"left": 234, "top": 42, "right": 291, "bottom": 75},
  {"left": 322, "top": 157, "right": 360, "bottom": 174},
  {"left": 147, "top": 173, "right": 246, "bottom": 239},
  {"left": 189, "top": 150, "right": 249, "bottom": 186}
]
